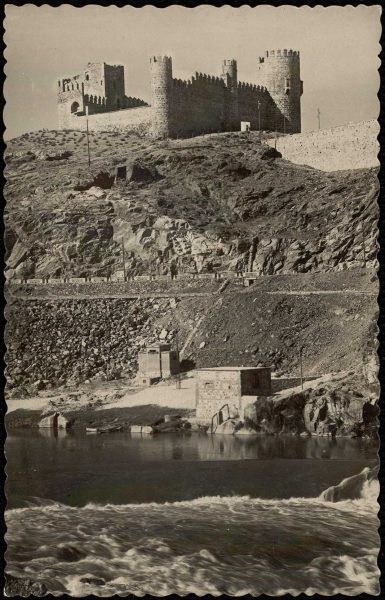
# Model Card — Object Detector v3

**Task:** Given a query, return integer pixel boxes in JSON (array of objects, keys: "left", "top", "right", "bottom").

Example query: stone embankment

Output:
[
  {"left": 268, "top": 120, "right": 379, "bottom": 171},
  {"left": 7, "top": 277, "right": 229, "bottom": 300}
]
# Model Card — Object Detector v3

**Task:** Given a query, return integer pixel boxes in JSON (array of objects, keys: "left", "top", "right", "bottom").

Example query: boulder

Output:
[
  {"left": 85, "top": 186, "right": 106, "bottom": 199},
  {"left": 5, "top": 574, "right": 47, "bottom": 597},
  {"left": 320, "top": 466, "right": 378, "bottom": 502},
  {"left": 214, "top": 419, "right": 238, "bottom": 435},
  {"left": 260, "top": 146, "right": 282, "bottom": 160},
  {"left": 127, "top": 160, "right": 162, "bottom": 183},
  {"left": 80, "top": 577, "right": 105, "bottom": 586}
]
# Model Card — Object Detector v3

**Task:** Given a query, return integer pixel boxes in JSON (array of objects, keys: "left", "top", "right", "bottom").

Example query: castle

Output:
[{"left": 57, "top": 50, "right": 303, "bottom": 138}]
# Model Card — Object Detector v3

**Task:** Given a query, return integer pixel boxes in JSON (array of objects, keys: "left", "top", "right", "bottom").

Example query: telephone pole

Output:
[
  {"left": 258, "top": 101, "right": 261, "bottom": 141},
  {"left": 175, "top": 331, "right": 182, "bottom": 389},
  {"left": 361, "top": 222, "right": 367, "bottom": 267},
  {"left": 122, "top": 238, "right": 127, "bottom": 281},
  {"left": 299, "top": 347, "right": 304, "bottom": 390},
  {"left": 86, "top": 106, "right": 91, "bottom": 167},
  {"left": 317, "top": 108, "right": 321, "bottom": 130}
]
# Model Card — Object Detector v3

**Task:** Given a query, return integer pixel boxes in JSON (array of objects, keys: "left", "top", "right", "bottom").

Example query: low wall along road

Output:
[{"left": 267, "top": 120, "right": 379, "bottom": 172}]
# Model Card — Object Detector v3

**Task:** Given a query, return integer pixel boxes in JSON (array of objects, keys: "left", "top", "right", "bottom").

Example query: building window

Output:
[
  {"left": 204, "top": 382, "right": 214, "bottom": 389},
  {"left": 71, "top": 101, "right": 79, "bottom": 114},
  {"left": 85, "top": 74, "right": 90, "bottom": 81}
]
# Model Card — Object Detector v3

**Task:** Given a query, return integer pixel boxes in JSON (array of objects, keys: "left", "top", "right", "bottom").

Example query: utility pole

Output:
[
  {"left": 317, "top": 108, "right": 321, "bottom": 130},
  {"left": 121, "top": 238, "right": 127, "bottom": 281},
  {"left": 362, "top": 222, "right": 367, "bottom": 267},
  {"left": 86, "top": 106, "right": 91, "bottom": 167},
  {"left": 299, "top": 347, "right": 304, "bottom": 390},
  {"left": 283, "top": 108, "right": 286, "bottom": 135},
  {"left": 258, "top": 101, "right": 261, "bottom": 141},
  {"left": 175, "top": 331, "right": 182, "bottom": 389}
]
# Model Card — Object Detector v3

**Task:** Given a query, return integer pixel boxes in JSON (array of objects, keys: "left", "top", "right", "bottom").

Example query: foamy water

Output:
[{"left": 5, "top": 476, "right": 380, "bottom": 596}]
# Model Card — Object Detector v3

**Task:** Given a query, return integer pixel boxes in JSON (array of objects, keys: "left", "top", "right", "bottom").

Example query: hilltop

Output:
[{"left": 5, "top": 128, "right": 378, "bottom": 280}]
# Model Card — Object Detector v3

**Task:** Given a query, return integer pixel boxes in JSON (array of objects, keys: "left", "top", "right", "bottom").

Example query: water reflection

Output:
[
  {"left": 196, "top": 433, "right": 377, "bottom": 461},
  {"left": 6, "top": 430, "right": 377, "bottom": 508},
  {"left": 38, "top": 428, "right": 68, "bottom": 441},
  {"left": 20, "top": 429, "right": 378, "bottom": 462}
]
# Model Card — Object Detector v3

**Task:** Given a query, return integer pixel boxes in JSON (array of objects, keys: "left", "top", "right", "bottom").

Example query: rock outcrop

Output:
[
  {"left": 243, "top": 374, "right": 378, "bottom": 438},
  {"left": 5, "top": 574, "right": 47, "bottom": 597},
  {"left": 4, "top": 128, "right": 378, "bottom": 280}
]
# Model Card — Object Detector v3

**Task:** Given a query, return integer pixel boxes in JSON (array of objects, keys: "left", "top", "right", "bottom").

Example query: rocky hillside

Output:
[
  {"left": 5, "top": 128, "right": 378, "bottom": 280},
  {"left": 5, "top": 269, "right": 378, "bottom": 395}
]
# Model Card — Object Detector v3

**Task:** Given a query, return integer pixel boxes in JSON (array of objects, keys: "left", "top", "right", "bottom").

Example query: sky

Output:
[{"left": 4, "top": 4, "right": 381, "bottom": 140}]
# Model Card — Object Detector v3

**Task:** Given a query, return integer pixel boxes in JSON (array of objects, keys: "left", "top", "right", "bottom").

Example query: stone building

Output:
[
  {"left": 136, "top": 343, "right": 180, "bottom": 386},
  {"left": 57, "top": 50, "right": 303, "bottom": 136},
  {"left": 195, "top": 366, "right": 272, "bottom": 424},
  {"left": 57, "top": 62, "right": 148, "bottom": 129}
]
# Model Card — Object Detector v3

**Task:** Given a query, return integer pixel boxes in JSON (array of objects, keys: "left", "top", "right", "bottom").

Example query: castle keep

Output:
[
  {"left": 58, "top": 50, "right": 303, "bottom": 137},
  {"left": 57, "top": 62, "right": 148, "bottom": 129}
]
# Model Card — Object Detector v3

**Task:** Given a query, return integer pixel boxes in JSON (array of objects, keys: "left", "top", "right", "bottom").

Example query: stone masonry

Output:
[
  {"left": 57, "top": 61, "right": 148, "bottom": 129},
  {"left": 57, "top": 50, "right": 303, "bottom": 138}
]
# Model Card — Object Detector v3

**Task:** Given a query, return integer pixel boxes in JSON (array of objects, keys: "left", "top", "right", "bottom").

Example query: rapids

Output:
[{"left": 5, "top": 469, "right": 380, "bottom": 596}]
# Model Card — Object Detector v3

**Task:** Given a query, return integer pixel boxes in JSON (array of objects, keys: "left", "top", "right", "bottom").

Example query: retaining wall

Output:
[
  {"left": 267, "top": 120, "right": 379, "bottom": 171},
  {"left": 63, "top": 106, "right": 153, "bottom": 132}
]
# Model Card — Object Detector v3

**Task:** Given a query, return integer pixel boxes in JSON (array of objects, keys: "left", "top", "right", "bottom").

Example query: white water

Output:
[{"left": 5, "top": 470, "right": 380, "bottom": 596}]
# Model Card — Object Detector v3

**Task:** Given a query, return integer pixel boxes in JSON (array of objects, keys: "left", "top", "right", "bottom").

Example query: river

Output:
[{"left": 5, "top": 430, "right": 380, "bottom": 596}]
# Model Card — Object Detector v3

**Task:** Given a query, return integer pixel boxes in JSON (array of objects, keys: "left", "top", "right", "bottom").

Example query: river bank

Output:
[{"left": 6, "top": 368, "right": 379, "bottom": 440}]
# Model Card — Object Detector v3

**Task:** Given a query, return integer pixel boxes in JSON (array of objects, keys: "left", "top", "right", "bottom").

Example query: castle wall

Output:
[
  {"left": 60, "top": 105, "right": 152, "bottom": 132},
  {"left": 171, "top": 74, "right": 228, "bottom": 137},
  {"left": 59, "top": 52, "right": 303, "bottom": 138},
  {"left": 267, "top": 120, "right": 379, "bottom": 171},
  {"left": 237, "top": 83, "right": 278, "bottom": 130}
]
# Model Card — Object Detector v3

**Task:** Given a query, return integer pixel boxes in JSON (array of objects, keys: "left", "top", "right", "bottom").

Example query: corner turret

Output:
[{"left": 257, "top": 49, "right": 303, "bottom": 133}]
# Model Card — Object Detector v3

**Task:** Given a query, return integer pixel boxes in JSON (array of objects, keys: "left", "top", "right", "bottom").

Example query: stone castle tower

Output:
[
  {"left": 149, "top": 56, "right": 173, "bottom": 138},
  {"left": 148, "top": 50, "right": 303, "bottom": 139},
  {"left": 221, "top": 59, "right": 239, "bottom": 130},
  {"left": 256, "top": 49, "right": 303, "bottom": 134},
  {"left": 57, "top": 50, "right": 303, "bottom": 138},
  {"left": 57, "top": 62, "right": 148, "bottom": 129}
]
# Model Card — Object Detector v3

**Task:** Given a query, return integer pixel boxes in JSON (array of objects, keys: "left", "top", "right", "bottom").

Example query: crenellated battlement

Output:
[
  {"left": 59, "top": 49, "right": 303, "bottom": 137},
  {"left": 191, "top": 72, "right": 226, "bottom": 87},
  {"left": 237, "top": 81, "right": 268, "bottom": 93},
  {"left": 150, "top": 55, "right": 172, "bottom": 66},
  {"left": 259, "top": 49, "right": 300, "bottom": 63},
  {"left": 58, "top": 75, "right": 83, "bottom": 94}
]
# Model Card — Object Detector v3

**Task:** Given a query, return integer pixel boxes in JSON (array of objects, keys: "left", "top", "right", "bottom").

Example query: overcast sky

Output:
[{"left": 4, "top": 4, "right": 381, "bottom": 140}]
